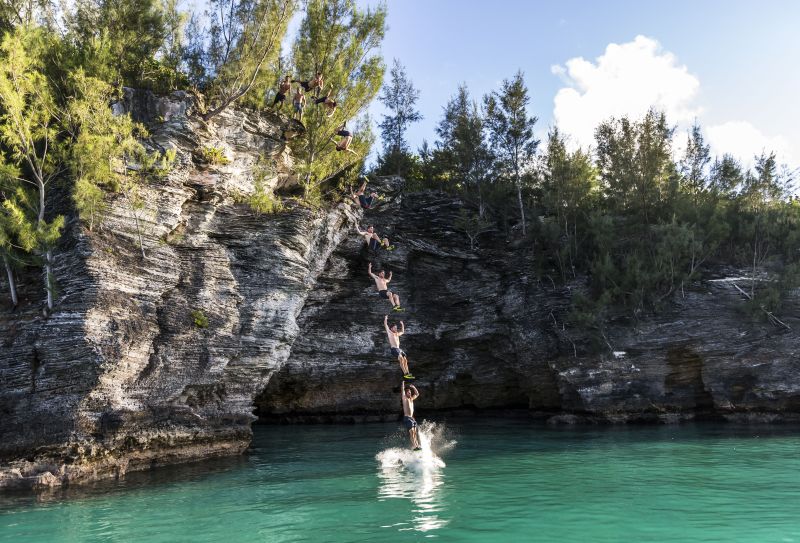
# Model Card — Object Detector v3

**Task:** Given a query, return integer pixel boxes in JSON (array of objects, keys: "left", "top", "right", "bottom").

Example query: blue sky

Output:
[{"left": 355, "top": 0, "right": 800, "bottom": 169}]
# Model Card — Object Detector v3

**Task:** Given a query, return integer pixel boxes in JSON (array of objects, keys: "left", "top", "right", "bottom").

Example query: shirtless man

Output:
[
  {"left": 331, "top": 124, "right": 357, "bottom": 155},
  {"left": 351, "top": 176, "right": 379, "bottom": 209},
  {"left": 368, "top": 262, "right": 402, "bottom": 311},
  {"left": 401, "top": 381, "right": 421, "bottom": 451},
  {"left": 314, "top": 89, "right": 337, "bottom": 117},
  {"left": 355, "top": 224, "right": 392, "bottom": 251},
  {"left": 385, "top": 315, "right": 413, "bottom": 379},
  {"left": 292, "top": 86, "right": 306, "bottom": 121},
  {"left": 293, "top": 71, "right": 324, "bottom": 97},
  {"left": 271, "top": 75, "right": 292, "bottom": 110}
]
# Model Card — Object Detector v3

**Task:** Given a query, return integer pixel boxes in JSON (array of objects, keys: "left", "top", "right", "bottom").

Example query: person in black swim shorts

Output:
[
  {"left": 331, "top": 123, "right": 357, "bottom": 155},
  {"left": 271, "top": 75, "right": 292, "bottom": 110},
  {"left": 385, "top": 315, "right": 412, "bottom": 378},
  {"left": 368, "top": 262, "right": 402, "bottom": 311},
  {"left": 314, "top": 89, "right": 337, "bottom": 117},
  {"left": 351, "top": 176, "right": 379, "bottom": 209},
  {"left": 401, "top": 381, "right": 421, "bottom": 450},
  {"left": 293, "top": 71, "right": 324, "bottom": 97},
  {"left": 355, "top": 224, "right": 392, "bottom": 251}
]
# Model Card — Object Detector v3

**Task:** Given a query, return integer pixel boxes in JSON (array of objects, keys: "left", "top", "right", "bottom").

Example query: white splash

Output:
[{"left": 375, "top": 421, "right": 456, "bottom": 533}]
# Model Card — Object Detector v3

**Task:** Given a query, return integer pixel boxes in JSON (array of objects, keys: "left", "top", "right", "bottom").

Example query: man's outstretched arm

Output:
[
  {"left": 385, "top": 271, "right": 392, "bottom": 283},
  {"left": 399, "top": 321, "right": 405, "bottom": 336},
  {"left": 367, "top": 262, "right": 376, "bottom": 278},
  {"left": 384, "top": 315, "right": 390, "bottom": 331},
  {"left": 409, "top": 384, "right": 419, "bottom": 400}
]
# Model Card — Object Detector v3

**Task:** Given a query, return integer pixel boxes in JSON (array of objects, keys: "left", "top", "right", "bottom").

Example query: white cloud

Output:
[
  {"left": 551, "top": 35, "right": 701, "bottom": 150},
  {"left": 550, "top": 36, "right": 798, "bottom": 171},
  {"left": 706, "top": 121, "right": 797, "bottom": 168}
]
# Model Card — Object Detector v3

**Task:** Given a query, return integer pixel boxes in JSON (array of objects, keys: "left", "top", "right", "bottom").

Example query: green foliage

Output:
[
  {"left": 190, "top": 309, "right": 209, "bottom": 328},
  {"left": 198, "top": 0, "right": 297, "bottom": 119},
  {"left": 0, "top": 26, "right": 65, "bottom": 309},
  {"left": 376, "top": 59, "right": 421, "bottom": 176},
  {"left": 65, "top": 0, "right": 187, "bottom": 91},
  {"left": 248, "top": 157, "right": 283, "bottom": 214},
  {"left": 454, "top": 209, "right": 491, "bottom": 251},
  {"left": 288, "top": 0, "right": 386, "bottom": 200},
  {"left": 200, "top": 146, "right": 230, "bottom": 165},
  {"left": 484, "top": 71, "right": 539, "bottom": 236}
]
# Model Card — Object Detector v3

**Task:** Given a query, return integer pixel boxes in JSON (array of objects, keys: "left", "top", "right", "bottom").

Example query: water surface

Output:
[{"left": 2, "top": 420, "right": 800, "bottom": 542}]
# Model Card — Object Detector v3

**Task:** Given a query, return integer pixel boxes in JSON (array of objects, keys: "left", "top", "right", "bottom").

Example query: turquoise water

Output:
[{"left": 2, "top": 420, "right": 800, "bottom": 542}]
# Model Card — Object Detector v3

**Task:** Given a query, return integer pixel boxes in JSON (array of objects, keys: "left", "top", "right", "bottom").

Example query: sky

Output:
[{"left": 350, "top": 0, "right": 800, "bottom": 170}]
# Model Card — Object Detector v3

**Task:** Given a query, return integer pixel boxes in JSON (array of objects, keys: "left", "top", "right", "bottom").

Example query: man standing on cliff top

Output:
[
  {"left": 368, "top": 263, "right": 402, "bottom": 312},
  {"left": 385, "top": 315, "right": 413, "bottom": 379},
  {"left": 401, "top": 381, "right": 421, "bottom": 451}
]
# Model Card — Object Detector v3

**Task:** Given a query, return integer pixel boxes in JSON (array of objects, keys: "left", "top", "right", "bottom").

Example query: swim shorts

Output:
[
  {"left": 403, "top": 416, "right": 417, "bottom": 430},
  {"left": 337, "top": 129, "right": 351, "bottom": 137},
  {"left": 358, "top": 194, "right": 375, "bottom": 208},
  {"left": 273, "top": 92, "right": 286, "bottom": 104},
  {"left": 391, "top": 347, "right": 406, "bottom": 358}
]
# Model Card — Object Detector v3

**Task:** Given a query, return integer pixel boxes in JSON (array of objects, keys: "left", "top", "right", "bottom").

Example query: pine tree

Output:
[
  {"left": 65, "top": 0, "right": 186, "bottom": 90},
  {"left": 540, "top": 127, "right": 596, "bottom": 279},
  {"left": 289, "top": 0, "right": 385, "bottom": 199},
  {"left": 377, "top": 58, "right": 421, "bottom": 176},
  {"left": 200, "top": 0, "right": 297, "bottom": 120},
  {"left": 484, "top": 71, "right": 539, "bottom": 236},
  {"left": 0, "top": 27, "right": 65, "bottom": 311},
  {"left": 434, "top": 85, "right": 492, "bottom": 215},
  {"left": 679, "top": 122, "right": 711, "bottom": 201}
]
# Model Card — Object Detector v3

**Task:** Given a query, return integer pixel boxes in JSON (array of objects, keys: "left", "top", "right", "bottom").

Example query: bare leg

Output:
[
  {"left": 398, "top": 356, "right": 409, "bottom": 375},
  {"left": 392, "top": 293, "right": 400, "bottom": 307},
  {"left": 409, "top": 429, "right": 420, "bottom": 449},
  {"left": 386, "top": 291, "right": 396, "bottom": 309},
  {"left": 357, "top": 180, "right": 367, "bottom": 194}
]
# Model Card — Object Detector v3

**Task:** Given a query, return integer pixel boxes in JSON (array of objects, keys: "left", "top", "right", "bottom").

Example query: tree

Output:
[
  {"left": 289, "top": 0, "right": 385, "bottom": 199},
  {"left": 708, "top": 154, "right": 744, "bottom": 197},
  {"left": 65, "top": 0, "right": 186, "bottom": 90},
  {"left": 199, "top": 0, "right": 296, "bottom": 120},
  {"left": 454, "top": 208, "right": 491, "bottom": 251},
  {"left": 484, "top": 71, "right": 539, "bottom": 236},
  {"left": 0, "top": 27, "right": 65, "bottom": 311},
  {"left": 739, "top": 152, "right": 793, "bottom": 297},
  {"left": 594, "top": 109, "right": 674, "bottom": 231},
  {"left": 678, "top": 122, "right": 711, "bottom": 201},
  {"left": 540, "top": 127, "right": 596, "bottom": 279},
  {"left": 434, "top": 85, "right": 492, "bottom": 216},
  {"left": 376, "top": 58, "right": 421, "bottom": 176}
]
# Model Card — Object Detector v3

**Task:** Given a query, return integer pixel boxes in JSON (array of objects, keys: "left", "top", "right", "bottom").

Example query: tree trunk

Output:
[
  {"left": 516, "top": 171, "right": 526, "bottom": 236},
  {"left": 3, "top": 255, "right": 18, "bottom": 307},
  {"left": 44, "top": 249, "right": 53, "bottom": 311}
]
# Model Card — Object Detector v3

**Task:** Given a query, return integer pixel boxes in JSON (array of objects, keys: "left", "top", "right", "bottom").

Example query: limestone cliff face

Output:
[
  {"left": 0, "top": 90, "right": 357, "bottom": 489},
  {"left": 1, "top": 93, "right": 799, "bottom": 490},
  {"left": 257, "top": 176, "right": 800, "bottom": 424}
]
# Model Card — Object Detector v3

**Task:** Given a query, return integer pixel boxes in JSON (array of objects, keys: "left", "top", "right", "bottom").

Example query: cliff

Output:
[{"left": 1, "top": 92, "right": 799, "bottom": 490}]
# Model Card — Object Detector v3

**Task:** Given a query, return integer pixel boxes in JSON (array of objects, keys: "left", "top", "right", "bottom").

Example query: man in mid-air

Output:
[
  {"left": 385, "top": 315, "right": 412, "bottom": 379},
  {"left": 368, "top": 262, "right": 402, "bottom": 312}
]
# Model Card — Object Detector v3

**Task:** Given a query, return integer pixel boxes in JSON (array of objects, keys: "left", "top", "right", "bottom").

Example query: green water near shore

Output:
[{"left": 2, "top": 420, "right": 800, "bottom": 542}]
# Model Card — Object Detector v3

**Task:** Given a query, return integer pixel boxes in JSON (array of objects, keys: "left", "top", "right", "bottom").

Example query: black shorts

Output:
[
  {"left": 315, "top": 97, "right": 327, "bottom": 105},
  {"left": 368, "top": 238, "right": 380, "bottom": 251},
  {"left": 378, "top": 289, "right": 391, "bottom": 299},
  {"left": 299, "top": 80, "right": 312, "bottom": 91},
  {"left": 358, "top": 194, "right": 375, "bottom": 208},
  {"left": 273, "top": 92, "right": 286, "bottom": 104},
  {"left": 337, "top": 129, "right": 351, "bottom": 137},
  {"left": 391, "top": 347, "right": 406, "bottom": 358},
  {"left": 403, "top": 416, "right": 417, "bottom": 430}
]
